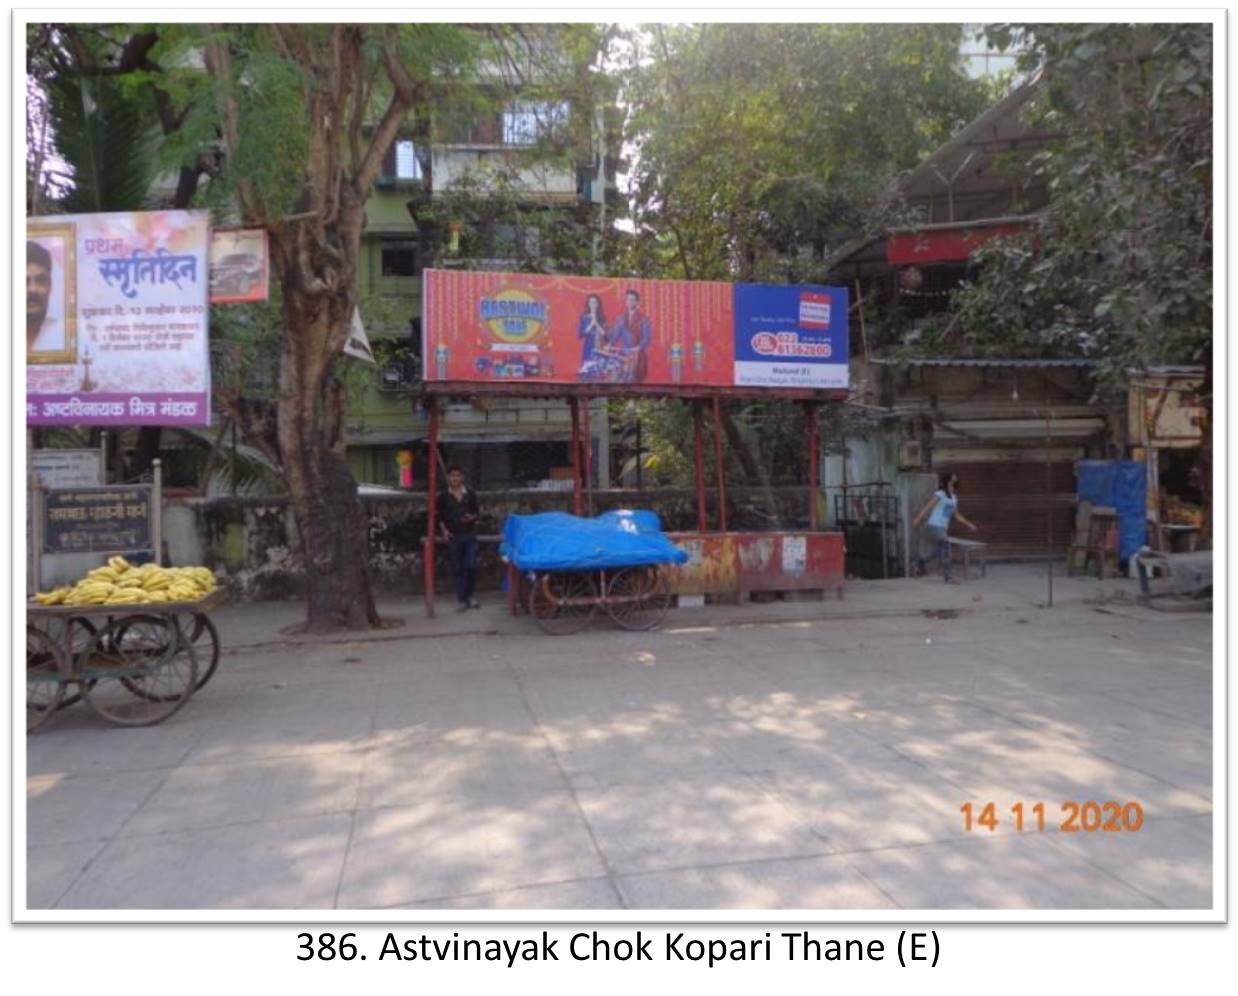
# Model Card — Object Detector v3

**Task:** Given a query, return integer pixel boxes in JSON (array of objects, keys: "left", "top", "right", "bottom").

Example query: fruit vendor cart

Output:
[
  {"left": 27, "top": 578, "right": 224, "bottom": 732},
  {"left": 501, "top": 510, "right": 689, "bottom": 635}
]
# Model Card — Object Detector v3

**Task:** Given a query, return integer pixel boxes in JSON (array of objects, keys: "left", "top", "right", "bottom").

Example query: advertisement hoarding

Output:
[
  {"left": 422, "top": 269, "right": 848, "bottom": 392},
  {"left": 209, "top": 227, "right": 269, "bottom": 304},
  {"left": 733, "top": 283, "right": 849, "bottom": 389},
  {"left": 26, "top": 210, "right": 211, "bottom": 426}
]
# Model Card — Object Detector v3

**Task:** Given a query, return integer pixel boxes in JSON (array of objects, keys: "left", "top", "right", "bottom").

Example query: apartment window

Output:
[
  {"left": 381, "top": 239, "right": 419, "bottom": 277},
  {"left": 394, "top": 140, "right": 422, "bottom": 180},
  {"left": 501, "top": 101, "right": 569, "bottom": 146}
]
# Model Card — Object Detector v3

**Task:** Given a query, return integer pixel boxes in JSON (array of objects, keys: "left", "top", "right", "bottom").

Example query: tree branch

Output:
[{"left": 203, "top": 35, "right": 265, "bottom": 222}]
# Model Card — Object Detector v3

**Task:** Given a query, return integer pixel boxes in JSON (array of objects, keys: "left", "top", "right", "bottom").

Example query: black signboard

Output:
[{"left": 42, "top": 485, "right": 152, "bottom": 555}]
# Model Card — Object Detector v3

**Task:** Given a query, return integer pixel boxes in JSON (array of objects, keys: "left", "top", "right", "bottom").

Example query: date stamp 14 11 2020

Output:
[{"left": 961, "top": 801, "right": 1145, "bottom": 833}]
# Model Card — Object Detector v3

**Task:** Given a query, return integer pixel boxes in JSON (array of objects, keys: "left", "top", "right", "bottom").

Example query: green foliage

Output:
[
  {"left": 616, "top": 24, "right": 990, "bottom": 283},
  {"left": 45, "top": 72, "right": 159, "bottom": 213},
  {"left": 952, "top": 24, "right": 1213, "bottom": 394}
]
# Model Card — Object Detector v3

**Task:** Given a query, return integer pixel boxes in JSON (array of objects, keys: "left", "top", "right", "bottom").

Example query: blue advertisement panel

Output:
[{"left": 732, "top": 284, "right": 849, "bottom": 389}]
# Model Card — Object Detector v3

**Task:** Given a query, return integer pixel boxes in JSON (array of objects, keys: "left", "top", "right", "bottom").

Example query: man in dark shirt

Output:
[{"left": 438, "top": 464, "right": 482, "bottom": 610}]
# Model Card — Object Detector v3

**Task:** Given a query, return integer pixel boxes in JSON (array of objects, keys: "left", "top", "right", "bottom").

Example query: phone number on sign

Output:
[{"left": 961, "top": 800, "right": 1145, "bottom": 833}]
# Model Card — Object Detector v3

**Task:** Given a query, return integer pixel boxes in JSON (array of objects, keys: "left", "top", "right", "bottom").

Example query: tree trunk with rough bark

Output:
[{"left": 269, "top": 215, "right": 381, "bottom": 630}]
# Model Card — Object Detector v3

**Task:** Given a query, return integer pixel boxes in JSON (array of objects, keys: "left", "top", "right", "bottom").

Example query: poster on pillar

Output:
[
  {"left": 422, "top": 269, "right": 735, "bottom": 388},
  {"left": 732, "top": 283, "right": 849, "bottom": 389},
  {"left": 26, "top": 210, "right": 211, "bottom": 426}
]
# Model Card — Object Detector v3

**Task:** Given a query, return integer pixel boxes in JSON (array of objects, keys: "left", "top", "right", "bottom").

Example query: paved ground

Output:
[{"left": 26, "top": 565, "right": 1213, "bottom": 911}]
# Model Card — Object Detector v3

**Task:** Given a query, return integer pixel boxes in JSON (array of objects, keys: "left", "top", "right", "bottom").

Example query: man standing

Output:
[
  {"left": 611, "top": 288, "right": 653, "bottom": 383},
  {"left": 438, "top": 464, "right": 482, "bottom": 611},
  {"left": 27, "top": 241, "right": 63, "bottom": 353}
]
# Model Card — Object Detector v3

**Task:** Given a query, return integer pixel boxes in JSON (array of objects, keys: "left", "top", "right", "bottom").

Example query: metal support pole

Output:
[
  {"left": 693, "top": 402, "right": 707, "bottom": 532},
  {"left": 712, "top": 396, "right": 728, "bottom": 533},
  {"left": 152, "top": 458, "right": 163, "bottom": 565},
  {"left": 100, "top": 431, "right": 108, "bottom": 485},
  {"left": 32, "top": 477, "right": 43, "bottom": 593},
  {"left": 425, "top": 399, "right": 440, "bottom": 618},
  {"left": 581, "top": 398, "right": 594, "bottom": 516},
  {"left": 569, "top": 397, "right": 582, "bottom": 516},
  {"left": 1046, "top": 405, "right": 1054, "bottom": 607},
  {"left": 806, "top": 403, "right": 820, "bottom": 530}
]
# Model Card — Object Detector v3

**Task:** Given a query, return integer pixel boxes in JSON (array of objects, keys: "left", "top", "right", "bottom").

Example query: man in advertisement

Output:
[
  {"left": 610, "top": 288, "right": 653, "bottom": 383},
  {"left": 27, "top": 240, "right": 65, "bottom": 355}
]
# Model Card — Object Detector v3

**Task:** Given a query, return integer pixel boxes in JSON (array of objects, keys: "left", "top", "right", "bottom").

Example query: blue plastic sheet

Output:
[
  {"left": 501, "top": 510, "right": 689, "bottom": 572},
  {"left": 1076, "top": 460, "right": 1117, "bottom": 508},
  {"left": 1074, "top": 459, "right": 1147, "bottom": 562}
]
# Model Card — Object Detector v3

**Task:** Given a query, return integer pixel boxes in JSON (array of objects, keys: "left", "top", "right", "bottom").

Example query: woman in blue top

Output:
[{"left": 912, "top": 472, "right": 979, "bottom": 582}]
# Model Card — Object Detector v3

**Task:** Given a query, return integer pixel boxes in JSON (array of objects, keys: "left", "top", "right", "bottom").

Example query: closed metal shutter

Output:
[{"left": 946, "top": 460, "right": 1076, "bottom": 556}]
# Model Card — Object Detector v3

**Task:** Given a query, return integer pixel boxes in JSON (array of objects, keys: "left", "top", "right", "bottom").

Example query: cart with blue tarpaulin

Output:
[{"left": 501, "top": 510, "right": 689, "bottom": 634}]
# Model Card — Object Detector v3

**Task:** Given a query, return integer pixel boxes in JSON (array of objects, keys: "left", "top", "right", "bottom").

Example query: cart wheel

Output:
[
  {"left": 27, "top": 625, "right": 67, "bottom": 732},
  {"left": 529, "top": 571, "right": 599, "bottom": 635},
  {"left": 182, "top": 613, "right": 221, "bottom": 691},
  {"left": 118, "top": 613, "right": 219, "bottom": 693},
  {"left": 84, "top": 616, "right": 198, "bottom": 726},
  {"left": 605, "top": 566, "right": 673, "bottom": 631},
  {"left": 43, "top": 616, "right": 98, "bottom": 710}
]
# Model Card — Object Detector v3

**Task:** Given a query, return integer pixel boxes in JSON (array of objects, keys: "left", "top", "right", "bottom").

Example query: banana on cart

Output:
[{"left": 33, "top": 557, "right": 219, "bottom": 607}]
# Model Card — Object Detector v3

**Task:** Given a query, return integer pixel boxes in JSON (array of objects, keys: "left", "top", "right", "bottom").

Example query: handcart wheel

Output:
[
  {"left": 83, "top": 615, "right": 199, "bottom": 726},
  {"left": 46, "top": 616, "right": 98, "bottom": 710},
  {"left": 117, "top": 612, "right": 219, "bottom": 692},
  {"left": 605, "top": 566, "right": 673, "bottom": 631},
  {"left": 529, "top": 571, "right": 599, "bottom": 635},
  {"left": 181, "top": 612, "right": 221, "bottom": 691},
  {"left": 27, "top": 625, "right": 67, "bottom": 732}
]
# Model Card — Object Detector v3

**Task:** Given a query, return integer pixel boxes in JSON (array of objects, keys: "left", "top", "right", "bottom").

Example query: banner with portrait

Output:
[
  {"left": 422, "top": 269, "right": 849, "bottom": 392},
  {"left": 26, "top": 210, "right": 211, "bottom": 426}
]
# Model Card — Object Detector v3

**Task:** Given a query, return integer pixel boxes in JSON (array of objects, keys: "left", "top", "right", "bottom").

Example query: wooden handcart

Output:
[
  {"left": 26, "top": 589, "right": 225, "bottom": 731},
  {"left": 521, "top": 565, "right": 673, "bottom": 635}
]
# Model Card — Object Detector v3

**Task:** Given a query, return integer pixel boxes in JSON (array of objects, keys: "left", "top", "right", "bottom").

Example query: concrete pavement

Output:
[{"left": 25, "top": 565, "right": 1214, "bottom": 911}]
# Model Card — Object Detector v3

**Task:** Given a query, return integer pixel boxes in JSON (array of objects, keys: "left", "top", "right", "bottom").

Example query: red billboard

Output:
[{"left": 423, "top": 269, "right": 735, "bottom": 388}]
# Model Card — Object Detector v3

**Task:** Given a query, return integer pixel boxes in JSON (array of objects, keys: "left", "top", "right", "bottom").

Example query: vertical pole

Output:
[
  {"left": 569, "top": 396, "right": 582, "bottom": 516},
  {"left": 693, "top": 401, "right": 707, "bottom": 532},
  {"left": 1046, "top": 405, "right": 1054, "bottom": 607},
  {"left": 425, "top": 399, "right": 439, "bottom": 618},
  {"left": 635, "top": 420, "right": 643, "bottom": 490},
  {"left": 32, "top": 477, "right": 43, "bottom": 593},
  {"left": 152, "top": 458, "right": 163, "bottom": 565},
  {"left": 712, "top": 396, "right": 728, "bottom": 533},
  {"left": 806, "top": 403, "right": 820, "bottom": 530},
  {"left": 100, "top": 431, "right": 108, "bottom": 485},
  {"left": 581, "top": 398, "right": 594, "bottom": 516},
  {"left": 231, "top": 419, "right": 239, "bottom": 497}
]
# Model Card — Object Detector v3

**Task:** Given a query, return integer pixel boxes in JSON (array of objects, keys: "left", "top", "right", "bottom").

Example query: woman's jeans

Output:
[
  {"left": 924, "top": 525, "right": 951, "bottom": 579},
  {"left": 449, "top": 534, "right": 478, "bottom": 604}
]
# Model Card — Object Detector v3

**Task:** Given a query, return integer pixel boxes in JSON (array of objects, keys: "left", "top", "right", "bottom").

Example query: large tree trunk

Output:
[{"left": 271, "top": 216, "right": 383, "bottom": 633}]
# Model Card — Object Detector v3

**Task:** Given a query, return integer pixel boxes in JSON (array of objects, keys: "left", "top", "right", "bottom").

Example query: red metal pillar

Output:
[
  {"left": 569, "top": 396, "right": 582, "bottom": 516},
  {"left": 712, "top": 395, "right": 728, "bottom": 533},
  {"left": 424, "top": 398, "right": 440, "bottom": 618},
  {"left": 693, "top": 401, "right": 707, "bottom": 533},
  {"left": 807, "top": 402, "right": 820, "bottom": 530},
  {"left": 581, "top": 398, "right": 594, "bottom": 516}
]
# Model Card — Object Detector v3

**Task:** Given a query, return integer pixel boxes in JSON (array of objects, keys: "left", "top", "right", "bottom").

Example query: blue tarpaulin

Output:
[
  {"left": 1075, "top": 459, "right": 1147, "bottom": 562},
  {"left": 501, "top": 510, "right": 690, "bottom": 572}
]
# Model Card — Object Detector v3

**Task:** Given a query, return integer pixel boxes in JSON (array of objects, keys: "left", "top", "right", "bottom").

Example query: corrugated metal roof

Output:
[{"left": 870, "top": 357, "right": 1096, "bottom": 369}]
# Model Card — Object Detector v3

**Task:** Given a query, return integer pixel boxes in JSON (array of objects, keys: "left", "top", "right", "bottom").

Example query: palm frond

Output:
[
  {"left": 47, "top": 73, "right": 158, "bottom": 213},
  {"left": 169, "top": 426, "right": 285, "bottom": 496}
]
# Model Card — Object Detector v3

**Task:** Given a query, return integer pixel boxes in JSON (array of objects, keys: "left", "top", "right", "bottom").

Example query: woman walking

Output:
[{"left": 913, "top": 472, "right": 979, "bottom": 582}]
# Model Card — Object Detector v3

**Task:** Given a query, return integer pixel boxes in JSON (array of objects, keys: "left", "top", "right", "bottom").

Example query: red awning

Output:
[{"left": 887, "top": 221, "right": 1032, "bottom": 265}]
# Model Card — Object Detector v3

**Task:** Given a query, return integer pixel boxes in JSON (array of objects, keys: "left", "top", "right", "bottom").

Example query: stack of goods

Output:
[
  {"left": 1162, "top": 495, "right": 1203, "bottom": 527},
  {"left": 33, "top": 557, "right": 218, "bottom": 607}
]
